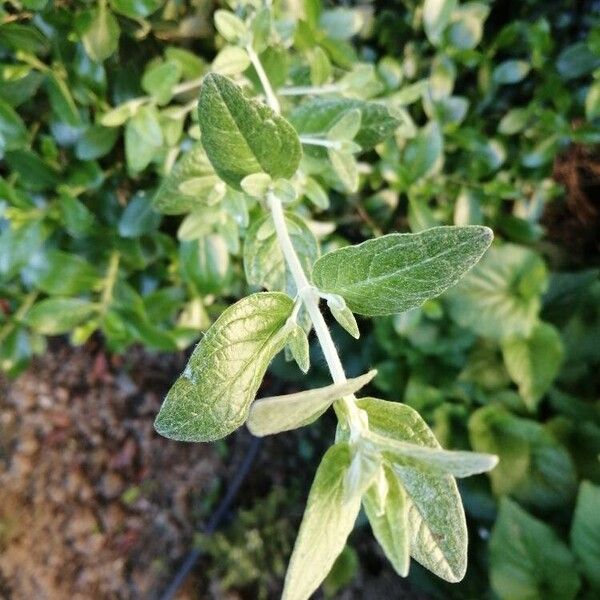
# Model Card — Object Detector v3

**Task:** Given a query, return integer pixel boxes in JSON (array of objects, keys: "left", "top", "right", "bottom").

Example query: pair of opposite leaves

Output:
[{"left": 154, "top": 71, "right": 493, "bottom": 443}]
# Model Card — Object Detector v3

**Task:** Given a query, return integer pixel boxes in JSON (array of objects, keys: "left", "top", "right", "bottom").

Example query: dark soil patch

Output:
[
  {"left": 0, "top": 343, "right": 223, "bottom": 599},
  {"left": 544, "top": 142, "right": 600, "bottom": 267}
]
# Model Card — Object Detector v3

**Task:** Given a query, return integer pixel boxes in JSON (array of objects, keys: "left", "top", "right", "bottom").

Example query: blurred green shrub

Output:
[{"left": 1, "top": 0, "right": 599, "bottom": 597}]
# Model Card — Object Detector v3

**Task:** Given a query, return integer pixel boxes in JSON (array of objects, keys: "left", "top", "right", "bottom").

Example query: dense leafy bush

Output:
[{"left": 1, "top": 0, "right": 600, "bottom": 598}]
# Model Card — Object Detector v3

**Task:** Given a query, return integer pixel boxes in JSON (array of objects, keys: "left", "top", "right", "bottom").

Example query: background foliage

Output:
[{"left": 1, "top": 0, "right": 599, "bottom": 597}]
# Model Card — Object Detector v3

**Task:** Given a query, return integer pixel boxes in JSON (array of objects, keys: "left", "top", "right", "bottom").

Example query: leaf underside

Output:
[
  {"left": 154, "top": 292, "right": 293, "bottom": 442},
  {"left": 247, "top": 369, "right": 377, "bottom": 436}
]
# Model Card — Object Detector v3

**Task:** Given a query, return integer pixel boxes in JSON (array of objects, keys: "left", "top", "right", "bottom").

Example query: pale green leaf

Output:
[
  {"left": 142, "top": 60, "right": 182, "bottom": 105},
  {"left": 469, "top": 405, "right": 577, "bottom": 509},
  {"left": 363, "top": 466, "right": 410, "bottom": 577},
  {"left": 198, "top": 73, "right": 301, "bottom": 189},
  {"left": 26, "top": 298, "right": 97, "bottom": 335},
  {"left": 502, "top": 322, "right": 564, "bottom": 410},
  {"left": 328, "top": 148, "right": 358, "bottom": 192},
  {"left": 446, "top": 244, "right": 547, "bottom": 339},
  {"left": 247, "top": 370, "right": 377, "bottom": 437},
  {"left": 152, "top": 144, "right": 216, "bottom": 214},
  {"left": 313, "top": 226, "right": 492, "bottom": 316},
  {"left": 490, "top": 498, "right": 580, "bottom": 600},
  {"left": 125, "top": 105, "right": 163, "bottom": 172},
  {"left": 571, "top": 481, "right": 600, "bottom": 589},
  {"left": 244, "top": 212, "right": 318, "bottom": 296},
  {"left": 327, "top": 108, "right": 362, "bottom": 141},
  {"left": 423, "top": 0, "right": 457, "bottom": 45},
  {"left": 309, "top": 46, "right": 332, "bottom": 86},
  {"left": 82, "top": 6, "right": 120, "bottom": 63},
  {"left": 367, "top": 430, "right": 498, "bottom": 477},
  {"left": 240, "top": 172, "right": 272, "bottom": 198},
  {"left": 154, "top": 292, "right": 293, "bottom": 442},
  {"left": 357, "top": 397, "right": 468, "bottom": 582},
  {"left": 585, "top": 81, "right": 600, "bottom": 121},
  {"left": 282, "top": 442, "right": 361, "bottom": 600},
  {"left": 325, "top": 295, "right": 360, "bottom": 339},
  {"left": 290, "top": 98, "right": 400, "bottom": 155},
  {"left": 211, "top": 46, "right": 251, "bottom": 75},
  {"left": 492, "top": 60, "right": 531, "bottom": 85},
  {"left": 214, "top": 10, "right": 248, "bottom": 43},
  {"left": 401, "top": 121, "right": 443, "bottom": 184},
  {"left": 287, "top": 323, "right": 310, "bottom": 373}
]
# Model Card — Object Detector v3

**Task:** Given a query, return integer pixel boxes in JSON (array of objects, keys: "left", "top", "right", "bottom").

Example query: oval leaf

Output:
[
  {"left": 154, "top": 292, "right": 293, "bottom": 442},
  {"left": 198, "top": 73, "right": 301, "bottom": 189},
  {"left": 313, "top": 226, "right": 493, "bottom": 316}
]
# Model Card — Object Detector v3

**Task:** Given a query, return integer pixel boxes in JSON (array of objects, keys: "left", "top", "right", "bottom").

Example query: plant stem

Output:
[
  {"left": 268, "top": 193, "right": 346, "bottom": 384},
  {"left": 299, "top": 136, "right": 341, "bottom": 149},
  {"left": 278, "top": 84, "right": 344, "bottom": 96},
  {"left": 246, "top": 46, "right": 281, "bottom": 113},
  {"left": 253, "top": 55, "right": 366, "bottom": 435}
]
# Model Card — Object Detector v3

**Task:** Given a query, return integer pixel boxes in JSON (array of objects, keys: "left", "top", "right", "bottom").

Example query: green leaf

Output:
[
  {"left": 110, "top": 0, "right": 162, "bottom": 18},
  {"left": 490, "top": 498, "right": 580, "bottom": 600},
  {"left": 446, "top": 244, "right": 547, "bottom": 340},
  {"left": 75, "top": 125, "right": 119, "bottom": 160},
  {"left": 179, "top": 235, "right": 230, "bottom": 295},
  {"left": 585, "top": 81, "right": 600, "bottom": 121},
  {"left": 211, "top": 46, "right": 251, "bottom": 76},
  {"left": 498, "top": 108, "right": 530, "bottom": 135},
  {"left": 423, "top": 0, "right": 457, "bottom": 45},
  {"left": 312, "top": 226, "right": 492, "bottom": 316},
  {"left": 4, "top": 150, "right": 59, "bottom": 191},
  {"left": 197, "top": 73, "right": 301, "bottom": 189},
  {"left": 556, "top": 42, "right": 600, "bottom": 80},
  {"left": 244, "top": 212, "right": 318, "bottom": 296},
  {"left": 502, "top": 322, "right": 564, "bottom": 410},
  {"left": 492, "top": 60, "right": 530, "bottom": 85},
  {"left": 26, "top": 298, "right": 97, "bottom": 335},
  {"left": 29, "top": 250, "right": 99, "bottom": 295},
  {"left": 154, "top": 292, "right": 293, "bottom": 442},
  {"left": 142, "top": 60, "right": 182, "bottom": 105},
  {"left": 214, "top": 9, "right": 248, "bottom": 43},
  {"left": 327, "top": 296, "right": 360, "bottom": 339},
  {"left": 367, "top": 430, "right": 498, "bottom": 477},
  {"left": 282, "top": 442, "right": 361, "bottom": 600},
  {"left": 152, "top": 144, "right": 216, "bottom": 214},
  {"left": 357, "top": 397, "right": 468, "bottom": 582},
  {"left": 0, "top": 97, "right": 27, "bottom": 152},
  {"left": 118, "top": 192, "right": 161, "bottom": 238},
  {"left": 287, "top": 324, "right": 310, "bottom": 373},
  {"left": 46, "top": 73, "right": 81, "bottom": 126},
  {"left": 400, "top": 121, "right": 443, "bottom": 184},
  {"left": 328, "top": 148, "right": 358, "bottom": 192},
  {"left": 125, "top": 105, "right": 163, "bottom": 172},
  {"left": 82, "top": 6, "right": 120, "bottom": 63},
  {"left": 290, "top": 98, "right": 399, "bottom": 154},
  {"left": 571, "top": 481, "right": 600, "bottom": 589},
  {"left": 363, "top": 466, "right": 410, "bottom": 577},
  {"left": 469, "top": 405, "right": 577, "bottom": 509},
  {"left": 247, "top": 370, "right": 377, "bottom": 437}
]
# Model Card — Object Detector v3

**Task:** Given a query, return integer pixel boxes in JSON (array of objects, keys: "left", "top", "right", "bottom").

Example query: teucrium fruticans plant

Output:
[{"left": 153, "top": 5, "right": 498, "bottom": 598}]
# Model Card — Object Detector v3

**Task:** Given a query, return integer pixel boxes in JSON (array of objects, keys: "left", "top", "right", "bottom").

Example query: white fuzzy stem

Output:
[
  {"left": 246, "top": 46, "right": 281, "bottom": 113},
  {"left": 299, "top": 136, "right": 341, "bottom": 149},
  {"left": 268, "top": 192, "right": 347, "bottom": 385}
]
